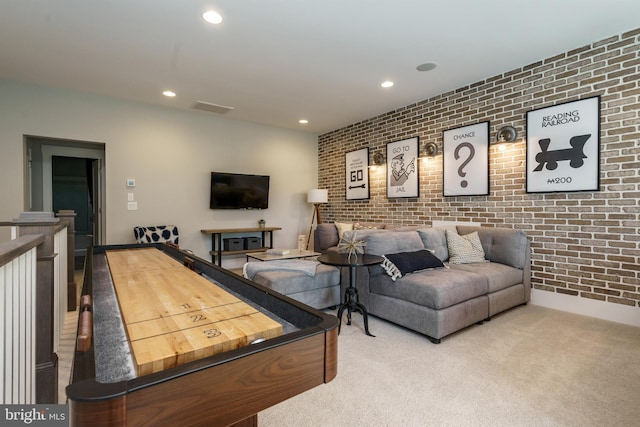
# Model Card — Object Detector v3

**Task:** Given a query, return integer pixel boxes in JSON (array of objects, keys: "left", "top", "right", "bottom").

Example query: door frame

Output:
[{"left": 40, "top": 145, "right": 105, "bottom": 245}]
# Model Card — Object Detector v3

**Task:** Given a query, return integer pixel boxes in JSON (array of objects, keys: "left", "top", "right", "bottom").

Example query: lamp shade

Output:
[{"left": 307, "top": 189, "right": 328, "bottom": 204}]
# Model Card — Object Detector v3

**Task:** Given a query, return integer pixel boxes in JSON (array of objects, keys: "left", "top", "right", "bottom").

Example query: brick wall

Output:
[{"left": 318, "top": 28, "right": 640, "bottom": 309}]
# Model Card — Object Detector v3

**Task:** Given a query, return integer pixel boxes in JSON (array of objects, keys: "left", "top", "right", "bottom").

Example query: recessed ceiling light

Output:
[
  {"left": 381, "top": 81, "right": 394, "bottom": 88},
  {"left": 416, "top": 62, "right": 437, "bottom": 72},
  {"left": 162, "top": 90, "right": 176, "bottom": 97},
  {"left": 202, "top": 10, "right": 223, "bottom": 24},
  {"left": 299, "top": 119, "right": 309, "bottom": 124}
]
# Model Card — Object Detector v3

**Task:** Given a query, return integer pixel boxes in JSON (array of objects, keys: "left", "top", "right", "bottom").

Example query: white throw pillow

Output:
[
  {"left": 334, "top": 222, "right": 353, "bottom": 239},
  {"left": 446, "top": 230, "right": 487, "bottom": 264}
]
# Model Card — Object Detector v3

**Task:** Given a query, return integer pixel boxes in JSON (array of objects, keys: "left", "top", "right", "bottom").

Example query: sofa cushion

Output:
[
  {"left": 315, "top": 223, "right": 340, "bottom": 250},
  {"left": 252, "top": 264, "right": 340, "bottom": 294},
  {"left": 251, "top": 264, "right": 341, "bottom": 310},
  {"left": 341, "top": 228, "right": 387, "bottom": 252},
  {"left": 381, "top": 250, "right": 445, "bottom": 281},
  {"left": 457, "top": 226, "right": 529, "bottom": 269},
  {"left": 446, "top": 230, "right": 487, "bottom": 264},
  {"left": 353, "top": 222, "right": 383, "bottom": 230},
  {"left": 315, "top": 222, "right": 393, "bottom": 253},
  {"left": 449, "top": 262, "right": 524, "bottom": 293},
  {"left": 370, "top": 268, "right": 489, "bottom": 310},
  {"left": 335, "top": 221, "right": 353, "bottom": 239},
  {"left": 361, "top": 230, "right": 425, "bottom": 256},
  {"left": 323, "top": 246, "right": 340, "bottom": 254},
  {"left": 417, "top": 228, "right": 449, "bottom": 261}
]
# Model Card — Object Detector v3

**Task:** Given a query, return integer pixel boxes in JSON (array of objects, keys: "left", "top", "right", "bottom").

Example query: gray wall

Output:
[{"left": 0, "top": 80, "right": 318, "bottom": 267}]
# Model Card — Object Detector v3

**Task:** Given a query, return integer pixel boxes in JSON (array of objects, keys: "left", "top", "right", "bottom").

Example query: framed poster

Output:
[
  {"left": 443, "top": 121, "right": 489, "bottom": 196},
  {"left": 386, "top": 137, "right": 419, "bottom": 198},
  {"left": 526, "top": 96, "right": 600, "bottom": 193},
  {"left": 345, "top": 147, "right": 370, "bottom": 200}
]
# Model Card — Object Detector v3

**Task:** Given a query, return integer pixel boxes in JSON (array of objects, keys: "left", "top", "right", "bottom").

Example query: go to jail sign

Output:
[{"left": 386, "top": 137, "right": 419, "bottom": 198}]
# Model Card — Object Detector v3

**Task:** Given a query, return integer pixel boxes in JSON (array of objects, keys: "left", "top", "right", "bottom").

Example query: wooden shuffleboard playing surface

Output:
[{"left": 105, "top": 247, "right": 282, "bottom": 376}]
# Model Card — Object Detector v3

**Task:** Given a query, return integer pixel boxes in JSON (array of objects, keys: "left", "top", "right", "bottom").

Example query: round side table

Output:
[{"left": 317, "top": 253, "right": 383, "bottom": 337}]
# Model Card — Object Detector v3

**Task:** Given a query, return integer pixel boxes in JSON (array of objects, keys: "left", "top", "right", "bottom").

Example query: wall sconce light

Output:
[
  {"left": 493, "top": 126, "right": 518, "bottom": 151},
  {"left": 495, "top": 126, "right": 517, "bottom": 142},
  {"left": 419, "top": 141, "right": 438, "bottom": 163},
  {"left": 424, "top": 142, "right": 438, "bottom": 156},
  {"left": 372, "top": 152, "right": 384, "bottom": 165},
  {"left": 370, "top": 152, "right": 385, "bottom": 170}
]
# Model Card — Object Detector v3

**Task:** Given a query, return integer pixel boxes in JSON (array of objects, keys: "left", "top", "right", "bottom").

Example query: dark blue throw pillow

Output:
[{"left": 381, "top": 250, "right": 445, "bottom": 281}]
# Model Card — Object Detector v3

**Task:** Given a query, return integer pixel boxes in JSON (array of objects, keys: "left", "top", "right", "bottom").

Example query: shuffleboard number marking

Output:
[
  {"left": 182, "top": 303, "right": 191, "bottom": 309},
  {"left": 190, "top": 314, "right": 206, "bottom": 322},
  {"left": 204, "top": 329, "right": 221, "bottom": 338}
]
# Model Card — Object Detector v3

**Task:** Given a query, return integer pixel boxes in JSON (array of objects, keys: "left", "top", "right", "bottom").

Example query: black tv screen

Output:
[{"left": 210, "top": 172, "right": 270, "bottom": 209}]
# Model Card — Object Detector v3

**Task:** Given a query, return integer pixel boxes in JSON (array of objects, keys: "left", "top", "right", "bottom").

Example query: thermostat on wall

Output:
[{"left": 126, "top": 179, "right": 136, "bottom": 187}]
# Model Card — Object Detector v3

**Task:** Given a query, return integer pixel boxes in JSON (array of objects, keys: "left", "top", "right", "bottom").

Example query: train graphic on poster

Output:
[{"left": 526, "top": 96, "right": 600, "bottom": 193}]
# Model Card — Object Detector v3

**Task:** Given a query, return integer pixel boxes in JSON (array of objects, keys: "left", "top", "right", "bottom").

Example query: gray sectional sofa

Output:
[{"left": 314, "top": 223, "right": 531, "bottom": 343}]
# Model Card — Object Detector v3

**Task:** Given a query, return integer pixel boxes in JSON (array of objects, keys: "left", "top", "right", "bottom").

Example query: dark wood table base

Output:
[
  {"left": 337, "top": 285, "right": 374, "bottom": 336},
  {"left": 317, "top": 253, "right": 383, "bottom": 337}
]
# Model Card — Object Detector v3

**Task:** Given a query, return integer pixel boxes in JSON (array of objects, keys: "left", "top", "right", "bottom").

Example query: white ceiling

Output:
[{"left": 2, "top": 0, "right": 640, "bottom": 134}]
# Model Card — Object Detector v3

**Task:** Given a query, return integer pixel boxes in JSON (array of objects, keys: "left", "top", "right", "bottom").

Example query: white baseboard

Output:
[{"left": 530, "top": 288, "right": 640, "bottom": 328}]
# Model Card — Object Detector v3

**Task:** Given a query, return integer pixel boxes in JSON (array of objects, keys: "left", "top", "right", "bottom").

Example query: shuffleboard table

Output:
[{"left": 66, "top": 243, "right": 339, "bottom": 427}]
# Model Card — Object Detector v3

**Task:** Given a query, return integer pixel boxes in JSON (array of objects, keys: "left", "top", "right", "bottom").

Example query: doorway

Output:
[{"left": 25, "top": 136, "right": 106, "bottom": 266}]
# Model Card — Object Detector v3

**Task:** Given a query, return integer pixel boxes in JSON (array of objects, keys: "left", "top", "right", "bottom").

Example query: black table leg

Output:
[{"left": 336, "top": 266, "right": 374, "bottom": 337}]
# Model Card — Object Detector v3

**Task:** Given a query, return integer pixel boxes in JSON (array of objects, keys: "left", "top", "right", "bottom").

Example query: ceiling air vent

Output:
[{"left": 192, "top": 101, "right": 234, "bottom": 114}]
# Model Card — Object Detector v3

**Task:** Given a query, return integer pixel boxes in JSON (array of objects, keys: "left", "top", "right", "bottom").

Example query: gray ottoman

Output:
[{"left": 252, "top": 264, "right": 341, "bottom": 310}]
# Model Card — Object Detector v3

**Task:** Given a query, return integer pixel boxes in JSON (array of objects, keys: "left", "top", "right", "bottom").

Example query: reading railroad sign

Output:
[{"left": 526, "top": 96, "right": 600, "bottom": 193}]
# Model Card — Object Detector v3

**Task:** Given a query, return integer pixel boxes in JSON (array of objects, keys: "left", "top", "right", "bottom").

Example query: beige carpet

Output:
[{"left": 259, "top": 304, "right": 640, "bottom": 427}]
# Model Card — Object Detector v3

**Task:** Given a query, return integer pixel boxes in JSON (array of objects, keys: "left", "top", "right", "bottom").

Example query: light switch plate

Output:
[
  {"left": 127, "top": 202, "right": 137, "bottom": 210},
  {"left": 128, "top": 192, "right": 134, "bottom": 201}
]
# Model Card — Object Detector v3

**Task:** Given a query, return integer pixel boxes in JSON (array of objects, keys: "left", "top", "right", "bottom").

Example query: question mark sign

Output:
[{"left": 454, "top": 142, "right": 475, "bottom": 188}]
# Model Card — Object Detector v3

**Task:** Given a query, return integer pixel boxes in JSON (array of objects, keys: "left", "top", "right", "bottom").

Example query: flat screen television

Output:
[{"left": 210, "top": 172, "right": 270, "bottom": 209}]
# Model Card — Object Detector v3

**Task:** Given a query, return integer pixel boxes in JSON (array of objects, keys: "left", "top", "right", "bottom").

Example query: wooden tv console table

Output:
[{"left": 201, "top": 226, "right": 282, "bottom": 266}]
